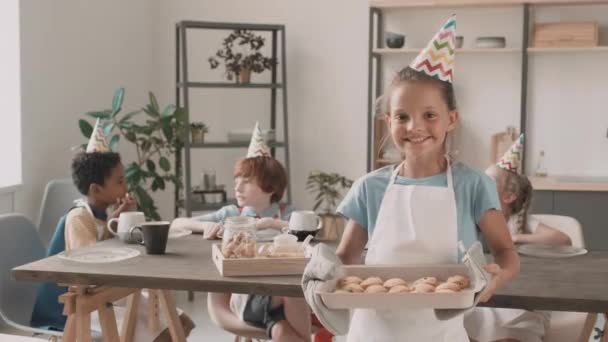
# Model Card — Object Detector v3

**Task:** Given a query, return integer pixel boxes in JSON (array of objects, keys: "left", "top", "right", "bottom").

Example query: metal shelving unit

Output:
[{"left": 175, "top": 21, "right": 291, "bottom": 217}]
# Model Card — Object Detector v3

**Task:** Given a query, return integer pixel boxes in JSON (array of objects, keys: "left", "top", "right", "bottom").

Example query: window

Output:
[{"left": 0, "top": 0, "right": 21, "bottom": 188}]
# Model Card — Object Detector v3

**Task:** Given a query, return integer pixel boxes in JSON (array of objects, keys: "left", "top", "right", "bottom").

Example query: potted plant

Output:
[
  {"left": 78, "top": 88, "right": 187, "bottom": 220},
  {"left": 306, "top": 171, "right": 354, "bottom": 241},
  {"left": 190, "top": 122, "right": 208, "bottom": 144},
  {"left": 208, "top": 29, "right": 277, "bottom": 84}
]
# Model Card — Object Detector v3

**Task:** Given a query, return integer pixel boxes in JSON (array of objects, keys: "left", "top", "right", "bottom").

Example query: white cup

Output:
[
  {"left": 289, "top": 210, "right": 322, "bottom": 232},
  {"left": 107, "top": 211, "right": 146, "bottom": 242}
]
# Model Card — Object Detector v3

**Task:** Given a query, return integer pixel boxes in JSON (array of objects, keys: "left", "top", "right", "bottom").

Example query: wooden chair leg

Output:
[
  {"left": 76, "top": 307, "right": 92, "bottom": 342},
  {"left": 158, "top": 289, "right": 187, "bottom": 342},
  {"left": 121, "top": 291, "right": 141, "bottom": 342},
  {"left": 97, "top": 302, "right": 120, "bottom": 342},
  {"left": 578, "top": 313, "right": 598, "bottom": 342}
]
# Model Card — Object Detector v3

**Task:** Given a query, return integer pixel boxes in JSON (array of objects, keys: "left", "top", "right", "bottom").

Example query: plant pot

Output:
[
  {"left": 191, "top": 129, "right": 205, "bottom": 144},
  {"left": 316, "top": 214, "right": 346, "bottom": 241},
  {"left": 238, "top": 67, "right": 251, "bottom": 84}
]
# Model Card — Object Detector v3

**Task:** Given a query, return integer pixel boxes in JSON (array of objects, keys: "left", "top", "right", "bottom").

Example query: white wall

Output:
[
  {"left": 17, "top": 0, "right": 154, "bottom": 222},
  {"left": 152, "top": 0, "right": 369, "bottom": 213},
  {"left": 16, "top": 1, "right": 608, "bottom": 221}
]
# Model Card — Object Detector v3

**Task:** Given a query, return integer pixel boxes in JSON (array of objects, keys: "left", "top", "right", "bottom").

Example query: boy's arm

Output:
[{"left": 65, "top": 209, "right": 99, "bottom": 250}]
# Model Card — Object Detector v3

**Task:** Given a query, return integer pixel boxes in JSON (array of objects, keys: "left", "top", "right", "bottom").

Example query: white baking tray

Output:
[{"left": 317, "top": 264, "right": 477, "bottom": 309}]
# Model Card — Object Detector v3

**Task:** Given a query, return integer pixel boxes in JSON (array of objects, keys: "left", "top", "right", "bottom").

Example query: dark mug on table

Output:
[{"left": 129, "top": 221, "right": 170, "bottom": 255}]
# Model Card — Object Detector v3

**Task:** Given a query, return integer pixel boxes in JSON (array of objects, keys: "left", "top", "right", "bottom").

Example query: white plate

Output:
[
  {"left": 58, "top": 247, "right": 140, "bottom": 263},
  {"left": 517, "top": 244, "right": 588, "bottom": 258},
  {"left": 169, "top": 228, "right": 193, "bottom": 239}
]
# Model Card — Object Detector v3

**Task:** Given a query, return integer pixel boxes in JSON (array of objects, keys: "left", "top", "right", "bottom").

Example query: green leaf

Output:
[
  {"left": 119, "top": 121, "right": 135, "bottom": 129},
  {"left": 103, "top": 123, "right": 114, "bottom": 137},
  {"left": 160, "top": 104, "right": 176, "bottom": 118},
  {"left": 146, "top": 160, "right": 156, "bottom": 172},
  {"left": 86, "top": 111, "right": 111, "bottom": 119},
  {"left": 152, "top": 177, "right": 165, "bottom": 191},
  {"left": 79, "top": 119, "right": 93, "bottom": 138},
  {"left": 159, "top": 157, "right": 170, "bottom": 172},
  {"left": 125, "top": 132, "right": 137, "bottom": 143},
  {"left": 149, "top": 92, "right": 160, "bottom": 113},
  {"left": 109, "top": 135, "right": 120, "bottom": 152},
  {"left": 112, "top": 88, "right": 125, "bottom": 115},
  {"left": 119, "top": 110, "right": 141, "bottom": 123},
  {"left": 125, "top": 163, "right": 142, "bottom": 185}
]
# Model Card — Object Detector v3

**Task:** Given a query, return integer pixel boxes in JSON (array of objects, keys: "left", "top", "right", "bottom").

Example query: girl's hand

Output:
[
  {"left": 478, "top": 263, "right": 504, "bottom": 303},
  {"left": 109, "top": 194, "right": 137, "bottom": 219}
]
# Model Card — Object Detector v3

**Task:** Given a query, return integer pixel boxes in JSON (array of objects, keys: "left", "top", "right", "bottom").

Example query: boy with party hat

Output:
[
  {"left": 464, "top": 134, "right": 570, "bottom": 342},
  {"left": 31, "top": 118, "right": 195, "bottom": 340},
  {"left": 172, "top": 122, "right": 311, "bottom": 341}
]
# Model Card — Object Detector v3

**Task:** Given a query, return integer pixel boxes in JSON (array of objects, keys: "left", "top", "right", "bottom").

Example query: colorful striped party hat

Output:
[
  {"left": 497, "top": 134, "right": 524, "bottom": 173},
  {"left": 409, "top": 15, "right": 456, "bottom": 83},
  {"left": 86, "top": 118, "right": 110, "bottom": 153},
  {"left": 246, "top": 122, "right": 271, "bottom": 158}
]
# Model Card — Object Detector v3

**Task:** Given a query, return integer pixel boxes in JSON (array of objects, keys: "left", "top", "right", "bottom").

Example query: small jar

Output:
[{"left": 221, "top": 216, "right": 256, "bottom": 258}]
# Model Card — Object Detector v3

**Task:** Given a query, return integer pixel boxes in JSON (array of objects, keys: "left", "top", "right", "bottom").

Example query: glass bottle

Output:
[{"left": 535, "top": 150, "right": 548, "bottom": 177}]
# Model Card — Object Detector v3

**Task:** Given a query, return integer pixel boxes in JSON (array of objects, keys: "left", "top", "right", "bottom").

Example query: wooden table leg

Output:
[
  {"left": 97, "top": 302, "right": 120, "bottom": 342},
  {"left": 121, "top": 291, "right": 141, "bottom": 342},
  {"left": 59, "top": 292, "right": 77, "bottom": 342},
  {"left": 76, "top": 304, "right": 92, "bottom": 342},
  {"left": 579, "top": 313, "right": 599, "bottom": 342},
  {"left": 601, "top": 313, "right": 608, "bottom": 342},
  {"left": 187, "top": 290, "right": 194, "bottom": 302},
  {"left": 63, "top": 315, "right": 76, "bottom": 342},
  {"left": 148, "top": 289, "right": 161, "bottom": 333},
  {"left": 158, "top": 289, "right": 186, "bottom": 342}
]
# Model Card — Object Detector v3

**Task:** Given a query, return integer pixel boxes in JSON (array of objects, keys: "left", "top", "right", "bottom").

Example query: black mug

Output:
[{"left": 129, "top": 221, "right": 170, "bottom": 255}]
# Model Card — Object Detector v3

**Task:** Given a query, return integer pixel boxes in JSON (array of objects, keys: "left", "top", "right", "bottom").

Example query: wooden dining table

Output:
[{"left": 11, "top": 235, "right": 608, "bottom": 341}]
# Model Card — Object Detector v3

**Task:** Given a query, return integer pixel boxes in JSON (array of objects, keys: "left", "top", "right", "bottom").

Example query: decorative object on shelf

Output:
[
  {"left": 456, "top": 35, "right": 464, "bottom": 49},
  {"left": 227, "top": 128, "right": 276, "bottom": 143},
  {"left": 475, "top": 36, "right": 506, "bottom": 48},
  {"left": 190, "top": 122, "right": 208, "bottom": 144},
  {"left": 410, "top": 15, "right": 456, "bottom": 83},
  {"left": 535, "top": 150, "right": 548, "bottom": 178},
  {"left": 490, "top": 126, "right": 518, "bottom": 165},
  {"left": 533, "top": 21, "right": 598, "bottom": 48},
  {"left": 306, "top": 171, "right": 354, "bottom": 241},
  {"left": 385, "top": 32, "right": 405, "bottom": 49},
  {"left": 200, "top": 169, "right": 217, "bottom": 190},
  {"left": 208, "top": 29, "right": 278, "bottom": 84},
  {"left": 78, "top": 88, "right": 187, "bottom": 220}
]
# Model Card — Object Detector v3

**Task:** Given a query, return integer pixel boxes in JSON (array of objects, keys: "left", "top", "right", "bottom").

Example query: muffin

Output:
[
  {"left": 383, "top": 278, "right": 408, "bottom": 288},
  {"left": 360, "top": 277, "right": 384, "bottom": 289},
  {"left": 364, "top": 284, "right": 388, "bottom": 294}
]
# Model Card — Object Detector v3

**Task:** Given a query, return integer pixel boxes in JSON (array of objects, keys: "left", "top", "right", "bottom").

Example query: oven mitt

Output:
[
  {"left": 434, "top": 240, "right": 492, "bottom": 321},
  {"left": 301, "top": 243, "right": 350, "bottom": 335}
]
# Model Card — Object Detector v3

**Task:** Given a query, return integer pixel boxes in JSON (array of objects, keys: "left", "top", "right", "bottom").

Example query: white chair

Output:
[
  {"left": 0, "top": 214, "right": 62, "bottom": 340},
  {"left": 530, "top": 214, "right": 592, "bottom": 342},
  {"left": 37, "top": 178, "right": 81, "bottom": 248}
]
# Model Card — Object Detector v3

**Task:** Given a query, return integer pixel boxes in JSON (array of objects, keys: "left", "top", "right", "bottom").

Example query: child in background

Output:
[
  {"left": 173, "top": 123, "right": 311, "bottom": 342},
  {"left": 31, "top": 119, "right": 194, "bottom": 341},
  {"left": 306, "top": 16, "right": 520, "bottom": 341},
  {"left": 465, "top": 135, "right": 570, "bottom": 342}
]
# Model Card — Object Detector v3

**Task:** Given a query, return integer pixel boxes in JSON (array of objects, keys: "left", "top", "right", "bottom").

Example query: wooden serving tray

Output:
[
  {"left": 212, "top": 243, "right": 310, "bottom": 276},
  {"left": 318, "top": 264, "right": 476, "bottom": 309}
]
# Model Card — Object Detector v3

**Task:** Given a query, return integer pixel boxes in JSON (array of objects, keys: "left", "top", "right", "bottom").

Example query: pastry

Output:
[
  {"left": 447, "top": 275, "right": 470, "bottom": 289},
  {"left": 413, "top": 277, "right": 438, "bottom": 287},
  {"left": 364, "top": 284, "right": 388, "bottom": 294},
  {"left": 383, "top": 278, "right": 408, "bottom": 288},
  {"left": 413, "top": 282, "right": 436, "bottom": 293},
  {"left": 342, "top": 283, "right": 364, "bottom": 293},
  {"left": 388, "top": 285, "right": 411, "bottom": 294},
  {"left": 339, "top": 276, "right": 363, "bottom": 287},
  {"left": 435, "top": 282, "right": 461, "bottom": 292},
  {"left": 360, "top": 277, "right": 383, "bottom": 289}
]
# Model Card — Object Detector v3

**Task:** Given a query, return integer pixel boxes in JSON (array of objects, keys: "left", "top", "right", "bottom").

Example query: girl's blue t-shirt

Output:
[{"left": 336, "top": 162, "right": 501, "bottom": 250}]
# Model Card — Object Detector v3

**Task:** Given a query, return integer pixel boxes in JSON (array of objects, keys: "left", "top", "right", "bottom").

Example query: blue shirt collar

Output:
[{"left": 240, "top": 202, "right": 281, "bottom": 219}]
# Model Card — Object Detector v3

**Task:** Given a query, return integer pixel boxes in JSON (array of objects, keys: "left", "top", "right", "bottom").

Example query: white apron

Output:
[{"left": 347, "top": 160, "right": 469, "bottom": 342}]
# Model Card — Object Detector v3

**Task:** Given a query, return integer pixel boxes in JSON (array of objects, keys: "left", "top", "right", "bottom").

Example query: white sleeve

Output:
[{"left": 526, "top": 216, "right": 541, "bottom": 234}]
